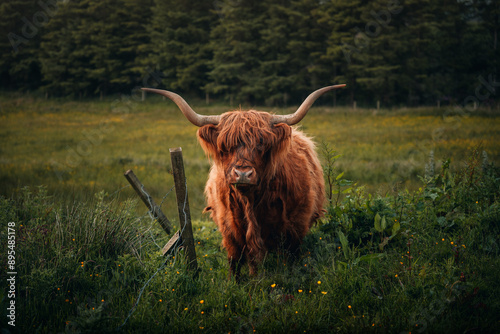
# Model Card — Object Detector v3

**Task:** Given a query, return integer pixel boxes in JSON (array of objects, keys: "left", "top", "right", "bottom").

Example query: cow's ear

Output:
[
  {"left": 197, "top": 125, "right": 219, "bottom": 158},
  {"left": 271, "top": 123, "right": 292, "bottom": 156}
]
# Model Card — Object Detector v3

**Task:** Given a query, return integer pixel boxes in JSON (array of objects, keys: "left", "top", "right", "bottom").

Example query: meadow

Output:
[{"left": 1, "top": 95, "right": 499, "bottom": 333}]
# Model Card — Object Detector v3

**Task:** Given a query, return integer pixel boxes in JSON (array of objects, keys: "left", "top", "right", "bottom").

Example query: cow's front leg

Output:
[{"left": 224, "top": 236, "right": 246, "bottom": 282}]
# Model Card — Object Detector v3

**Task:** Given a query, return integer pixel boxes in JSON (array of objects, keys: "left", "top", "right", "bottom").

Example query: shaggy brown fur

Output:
[{"left": 198, "top": 110, "right": 325, "bottom": 280}]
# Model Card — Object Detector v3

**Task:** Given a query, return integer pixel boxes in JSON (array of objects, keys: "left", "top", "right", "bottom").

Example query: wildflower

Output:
[
  {"left": 395, "top": 274, "right": 398, "bottom": 278},
  {"left": 200, "top": 300, "right": 204, "bottom": 304},
  {"left": 348, "top": 305, "right": 352, "bottom": 309},
  {"left": 201, "top": 311, "right": 204, "bottom": 314},
  {"left": 451, "top": 241, "right": 454, "bottom": 245},
  {"left": 101, "top": 299, "right": 104, "bottom": 302},
  {"left": 296, "top": 311, "right": 298, "bottom": 314},
  {"left": 184, "top": 308, "right": 188, "bottom": 311},
  {"left": 321, "top": 291, "right": 327, "bottom": 295},
  {"left": 317, "top": 281, "right": 321, "bottom": 285},
  {"left": 442, "top": 238, "right": 445, "bottom": 241},
  {"left": 298, "top": 289, "right": 303, "bottom": 293},
  {"left": 159, "top": 299, "right": 162, "bottom": 302},
  {"left": 271, "top": 283, "right": 276, "bottom": 288}
]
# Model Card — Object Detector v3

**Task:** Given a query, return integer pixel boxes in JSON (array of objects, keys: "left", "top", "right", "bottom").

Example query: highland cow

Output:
[{"left": 142, "top": 85, "right": 345, "bottom": 280}]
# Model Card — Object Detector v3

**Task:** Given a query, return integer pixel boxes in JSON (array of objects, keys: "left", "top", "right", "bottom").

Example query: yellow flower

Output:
[
  {"left": 321, "top": 291, "right": 327, "bottom": 295},
  {"left": 271, "top": 284, "right": 276, "bottom": 288},
  {"left": 348, "top": 305, "right": 352, "bottom": 309},
  {"left": 317, "top": 281, "right": 321, "bottom": 285},
  {"left": 298, "top": 289, "right": 303, "bottom": 293},
  {"left": 200, "top": 300, "right": 204, "bottom": 304},
  {"left": 184, "top": 308, "right": 188, "bottom": 311}
]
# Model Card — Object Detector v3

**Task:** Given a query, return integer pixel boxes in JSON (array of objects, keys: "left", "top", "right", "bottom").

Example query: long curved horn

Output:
[
  {"left": 271, "top": 84, "right": 346, "bottom": 125},
  {"left": 141, "top": 88, "right": 221, "bottom": 127}
]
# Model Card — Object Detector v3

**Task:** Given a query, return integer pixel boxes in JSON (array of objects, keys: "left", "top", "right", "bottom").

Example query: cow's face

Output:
[{"left": 197, "top": 111, "right": 292, "bottom": 189}]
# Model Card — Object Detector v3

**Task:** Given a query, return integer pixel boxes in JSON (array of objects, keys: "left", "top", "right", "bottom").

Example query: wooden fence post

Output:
[
  {"left": 124, "top": 170, "right": 172, "bottom": 234},
  {"left": 169, "top": 147, "right": 198, "bottom": 271}
]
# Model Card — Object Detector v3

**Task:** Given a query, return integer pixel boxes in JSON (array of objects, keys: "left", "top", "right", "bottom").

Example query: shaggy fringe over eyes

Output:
[
  {"left": 197, "top": 110, "right": 292, "bottom": 179},
  {"left": 216, "top": 111, "right": 277, "bottom": 153}
]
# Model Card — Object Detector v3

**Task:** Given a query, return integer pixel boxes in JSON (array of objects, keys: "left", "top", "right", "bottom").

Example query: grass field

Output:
[
  {"left": 1, "top": 95, "right": 500, "bottom": 333},
  {"left": 1, "top": 95, "right": 499, "bottom": 220}
]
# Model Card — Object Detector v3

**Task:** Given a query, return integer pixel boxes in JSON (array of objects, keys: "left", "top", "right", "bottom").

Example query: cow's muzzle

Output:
[{"left": 231, "top": 166, "right": 258, "bottom": 186}]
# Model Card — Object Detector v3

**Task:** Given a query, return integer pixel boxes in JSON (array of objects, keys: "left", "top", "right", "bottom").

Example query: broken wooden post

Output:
[
  {"left": 161, "top": 230, "right": 181, "bottom": 256},
  {"left": 124, "top": 169, "right": 172, "bottom": 234},
  {"left": 169, "top": 147, "right": 198, "bottom": 271}
]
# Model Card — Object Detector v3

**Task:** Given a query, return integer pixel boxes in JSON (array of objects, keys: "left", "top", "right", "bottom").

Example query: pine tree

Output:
[
  {"left": 207, "top": 0, "right": 265, "bottom": 104},
  {"left": 0, "top": 0, "right": 45, "bottom": 91},
  {"left": 146, "top": 0, "right": 216, "bottom": 97},
  {"left": 39, "top": 0, "right": 153, "bottom": 97},
  {"left": 320, "top": 0, "right": 369, "bottom": 105}
]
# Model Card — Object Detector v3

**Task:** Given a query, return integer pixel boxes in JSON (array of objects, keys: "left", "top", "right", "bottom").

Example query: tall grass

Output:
[
  {"left": 1, "top": 96, "right": 500, "bottom": 332},
  {"left": 1, "top": 148, "right": 499, "bottom": 333}
]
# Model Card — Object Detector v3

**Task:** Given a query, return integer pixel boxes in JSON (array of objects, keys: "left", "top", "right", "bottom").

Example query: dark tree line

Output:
[{"left": 1, "top": 0, "right": 499, "bottom": 107}]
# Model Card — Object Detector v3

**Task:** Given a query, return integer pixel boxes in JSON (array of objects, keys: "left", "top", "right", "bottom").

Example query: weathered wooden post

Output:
[
  {"left": 124, "top": 170, "right": 172, "bottom": 234},
  {"left": 169, "top": 147, "right": 198, "bottom": 271}
]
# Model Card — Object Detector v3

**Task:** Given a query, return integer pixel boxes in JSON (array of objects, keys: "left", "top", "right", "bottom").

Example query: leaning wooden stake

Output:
[
  {"left": 124, "top": 170, "right": 172, "bottom": 234},
  {"left": 170, "top": 147, "right": 198, "bottom": 271}
]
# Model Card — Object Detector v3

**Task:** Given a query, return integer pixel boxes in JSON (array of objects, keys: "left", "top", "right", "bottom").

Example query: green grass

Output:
[
  {"left": 1, "top": 95, "right": 499, "bottom": 220},
  {"left": 1, "top": 96, "right": 500, "bottom": 333}
]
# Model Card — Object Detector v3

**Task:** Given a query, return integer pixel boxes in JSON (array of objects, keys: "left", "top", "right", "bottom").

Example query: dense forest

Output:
[{"left": 1, "top": 0, "right": 499, "bottom": 107}]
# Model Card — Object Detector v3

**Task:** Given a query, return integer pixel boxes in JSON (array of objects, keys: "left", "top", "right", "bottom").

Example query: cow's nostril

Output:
[{"left": 233, "top": 167, "right": 255, "bottom": 184}]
